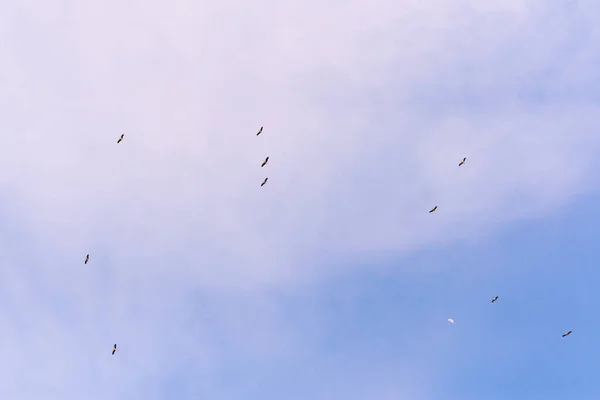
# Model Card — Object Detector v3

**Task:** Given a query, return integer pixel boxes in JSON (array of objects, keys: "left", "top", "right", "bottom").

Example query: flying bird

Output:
[
  {"left": 448, "top": 318, "right": 455, "bottom": 324},
  {"left": 84, "top": 254, "right": 89, "bottom": 264},
  {"left": 562, "top": 331, "right": 572, "bottom": 338},
  {"left": 261, "top": 178, "right": 268, "bottom": 187},
  {"left": 429, "top": 206, "right": 438, "bottom": 213},
  {"left": 117, "top": 134, "right": 124, "bottom": 144},
  {"left": 491, "top": 296, "right": 498, "bottom": 303},
  {"left": 459, "top": 157, "right": 466, "bottom": 166},
  {"left": 261, "top": 157, "right": 269, "bottom": 167},
  {"left": 256, "top": 126, "right": 263, "bottom": 136},
  {"left": 112, "top": 344, "right": 117, "bottom": 355}
]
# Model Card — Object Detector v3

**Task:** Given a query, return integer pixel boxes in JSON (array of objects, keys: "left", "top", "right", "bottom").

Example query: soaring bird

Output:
[
  {"left": 459, "top": 157, "right": 466, "bottom": 166},
  {"left": 112, "top": 344, "right": 117, "bottom": 355},
  {"left": 117, "top": 134, "right": 124, "bottom": 144},
  {"left": 491, "top": 296, "right": 498, "bottom": 303},
  {"left": 84, "top": 254, "right": 89, "bottom": 264},
  {"left": 261, "top": 178, "right": 268, "bottom": 187},
  {"left": 256, "top": 126, "right": 263, "bottom": 136},
  {"left": 261, "top": 157, "right": 269, "bottom": 167},
  {"left": 562, "top": 331, "right": 572, "bottom": 338},
  {"left": 429, "top": 206, "right": 438, "bottom": 213}
]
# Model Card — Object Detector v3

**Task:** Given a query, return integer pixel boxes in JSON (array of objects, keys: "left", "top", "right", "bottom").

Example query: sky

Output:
[{"left": 0, "top": 0, "right": 599, "bottom": 399}]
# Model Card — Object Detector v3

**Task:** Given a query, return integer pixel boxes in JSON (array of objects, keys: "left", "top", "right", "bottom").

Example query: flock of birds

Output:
[
  {"left": 87, "top": 131, "right": 573, "bottom": 356},
  {"left": 428, "top": 159, "right": 574, "bottom": 338},
  {"left": 86, "top": 127, "right": 275, "bottom": 356}
]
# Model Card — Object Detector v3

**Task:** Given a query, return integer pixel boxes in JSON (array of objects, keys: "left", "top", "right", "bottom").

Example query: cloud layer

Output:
[{"left": 0, "top": 0, "right": 599, "bottom": 398}]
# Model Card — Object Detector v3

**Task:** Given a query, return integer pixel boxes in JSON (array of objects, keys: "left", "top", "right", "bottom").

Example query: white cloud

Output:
[{"left": 0, "top": 0, "right": 599, "bottom": 398}]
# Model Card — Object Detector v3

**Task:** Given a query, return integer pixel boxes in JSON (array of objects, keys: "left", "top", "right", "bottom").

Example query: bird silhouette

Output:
[
  {"left": 491, "top": 296, "right": 498, "bottom": 303},
  {"left": 261, "top": 157, "right": 269, "bottom": 167},
  {"left": 256, "top": 127, "right": 263, "bottom": 136},
  {"left": 562, "top": 331, "right": 572, "bottom": 338},
  {"left": 112, "top": 344, "right": 117, "bottom": 355},
  {"left": 429, "top": 206, "right": 438, "bottom": 213},
  {"left": 117, "top": 134, "right": 124, "bottom": 144},
  {"left": 261, "top": 178, "right": 268, "bottom": 187},
  {"left": 459, "top": 157, "right": 466, "bottom": 166},
  {"left": 84, "top": 254, "right": 89, "bottom": 264}
]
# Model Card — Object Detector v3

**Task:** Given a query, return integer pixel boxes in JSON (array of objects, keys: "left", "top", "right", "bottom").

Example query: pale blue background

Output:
[{"left": 0, "top": 1, "right": 599, "bottom": 399}]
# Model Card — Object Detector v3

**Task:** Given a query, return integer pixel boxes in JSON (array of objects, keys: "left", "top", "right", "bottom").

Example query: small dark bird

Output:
[
  {"left": 562, "top": 331, "right": 572, "bottom": 338},
  {"left": 84, "top": 254, "right": 89, "bottom": 264},
  {"left": 459, "top": 157, "right": 466, "bottom": 166},
  {"left": 261, "top": 178, "right": 268, "bottom": 187},
  {"left": 429, "top": 206, "right": 438, "bottom": 213},
  {"left": 112, "top": 344, "right": 117, "bottom": 355},
  {"left": 491, "top": 296, "right": 498, "bottom": 303},
  {"left": 117, "top": 134, "right": 124, "bottom": 144},
  {"left": 261, "top": 157, "right": 269, "bottom": 167},
  {"left": 256, "top": 127, "right": 263, "bottom": 136}
]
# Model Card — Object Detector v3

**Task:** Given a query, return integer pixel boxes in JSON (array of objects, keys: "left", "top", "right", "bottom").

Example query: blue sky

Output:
[{"left": 1, "top": 0, "right": 600, "bottom": 399}]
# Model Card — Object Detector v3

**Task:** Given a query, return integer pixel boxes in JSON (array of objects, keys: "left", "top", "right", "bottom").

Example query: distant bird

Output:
[
  {"left": 256, "top": 126, "right": 263, "bottom": 136},
  {"left": 429, "top": 206, "right": 438, "bottom": 213},
  {"left": 491, "top": 296, "right": 498, "bottom": 303},
  {"left": 459, "top": 157, "right": 466, "bottom": 166},
  {"left": 261, "top": 178, "right": 268, "bottom": 187},
  {"left": 84, "top": 254, "right": 89, "bottom": 264},
  {"left": 447, "top": 318, "right": 455, "bottom": 324},
  {"left": 117, "top": 134, "right": 124, "bottom": 144},
  {"left": 562, "top": 331, "right": 572, "bottom": 338},
  {"left": 112, "top": 344, "right": 117, "bottom": 355},
  {"left": 261, "top": 157, "right": 269, "bottom": 167}
]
